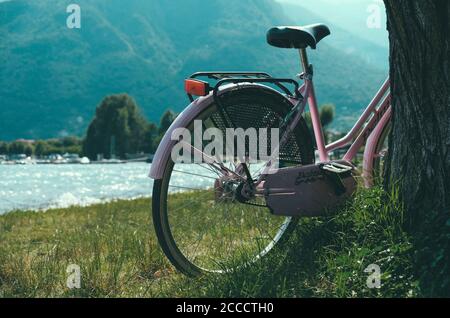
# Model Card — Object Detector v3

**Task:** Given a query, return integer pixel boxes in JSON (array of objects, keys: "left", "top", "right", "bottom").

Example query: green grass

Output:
[{"left": 0, "top": 187, "right": 422, "bottom": 298}]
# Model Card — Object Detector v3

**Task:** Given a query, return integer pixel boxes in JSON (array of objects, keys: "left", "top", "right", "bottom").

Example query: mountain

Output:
[
  {"left": 277, "top": 1, "right": 388, "bottom": 70},
  {"left": 0, "top": 0, "right": 387, "bottom": 140},
  {"left": 276, "top": 0, "right": 389, "bottom": 48}
]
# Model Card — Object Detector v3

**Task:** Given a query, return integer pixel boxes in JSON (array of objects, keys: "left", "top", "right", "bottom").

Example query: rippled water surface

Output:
[
  {"left": 0, "top": 162, "right": 219, "bottom": 214},
  {"left": 0, "top": 163, "right": 156, "bottom": 214}
]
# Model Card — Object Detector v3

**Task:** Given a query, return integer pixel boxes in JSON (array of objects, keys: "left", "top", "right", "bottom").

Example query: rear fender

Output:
[{"left": 149, "top": 83, "right": 295, "bottom": 180}]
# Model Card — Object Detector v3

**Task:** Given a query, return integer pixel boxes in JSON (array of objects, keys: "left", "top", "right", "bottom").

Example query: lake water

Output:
[
  {"left": 0, "top": 163, "right": 156, "bottom": 214},
  {"left": 0, "top": 163, "right": 220, "bottom": 215}
]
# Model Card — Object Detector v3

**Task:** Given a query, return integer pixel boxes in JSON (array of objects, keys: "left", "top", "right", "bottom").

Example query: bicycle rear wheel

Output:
[{"left": 152, "top": 86, "right": 314, "bottom": 276}]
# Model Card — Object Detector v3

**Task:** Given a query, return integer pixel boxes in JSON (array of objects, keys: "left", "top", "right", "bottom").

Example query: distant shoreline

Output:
[{"left": 0, "top": 159, "right": 152, "bottom": 166}]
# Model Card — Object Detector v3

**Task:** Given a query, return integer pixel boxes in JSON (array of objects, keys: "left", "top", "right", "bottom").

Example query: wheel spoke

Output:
[
  {"left": 172, "top": 169, "right": 217, "bottom": 180},
  {"left": 168, "top": 185, "right": 208, "bottom": 191},
  {"left": 154, "top": 91, "right": 314, "bottom": 274}
]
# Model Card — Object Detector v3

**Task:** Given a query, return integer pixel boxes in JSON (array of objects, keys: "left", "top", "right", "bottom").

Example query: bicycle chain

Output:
[{"left": 242, "top": 200, "right": 268, "bottom": 208}]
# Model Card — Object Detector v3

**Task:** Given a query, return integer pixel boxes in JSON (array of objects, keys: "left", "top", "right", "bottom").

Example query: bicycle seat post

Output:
[{"left": 299, "top": 48, "right": 312, "bottom": 78}]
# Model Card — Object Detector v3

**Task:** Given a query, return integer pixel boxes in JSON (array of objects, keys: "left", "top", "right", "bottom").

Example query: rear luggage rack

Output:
[
  {"left": 189, "top": 71, "right": 272, "bottom": 80},
  {"left": 186, "top": 72, "right": 301, "bottom": 102}
]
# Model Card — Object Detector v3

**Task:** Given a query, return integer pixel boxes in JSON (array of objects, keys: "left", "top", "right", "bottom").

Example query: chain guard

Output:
[{"left": 263, "top": 160, "right": 357, "bottom": 217}]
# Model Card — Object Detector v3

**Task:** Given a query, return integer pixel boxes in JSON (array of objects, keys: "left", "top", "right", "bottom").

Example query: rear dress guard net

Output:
[
  {"left": 186, "top": 72, "right": 302, "bottom": 102},
  {"left": 183, "top": 71, "right": 308, "bottom": 166}
]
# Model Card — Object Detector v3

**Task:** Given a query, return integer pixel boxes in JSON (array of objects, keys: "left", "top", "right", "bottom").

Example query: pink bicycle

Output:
[{"left": 150, "top": 24, "right": 391, "bottom": 276}]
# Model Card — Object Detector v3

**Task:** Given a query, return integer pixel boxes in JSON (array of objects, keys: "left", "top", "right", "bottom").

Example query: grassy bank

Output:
[{"left": 0, "top": 187, "right": 423, "bottom": 297}]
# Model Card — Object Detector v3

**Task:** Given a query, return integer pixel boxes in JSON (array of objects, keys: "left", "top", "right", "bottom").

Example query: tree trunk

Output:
[
  {"left": 383, "top": 0, "right": 449, "bottom": 217},
  {"left": 383, "top": 0, "right": 449, "bottom": 296}
]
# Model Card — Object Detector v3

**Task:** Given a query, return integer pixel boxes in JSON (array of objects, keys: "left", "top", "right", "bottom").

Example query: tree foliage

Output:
[
  {"left": 159, "top": 110, "right": 176, "bottom": 135},
  {"left": 0, "top": 138, "right": 83, "bottom": 157},
  {"left": 304, "top": 104, "right": 336, "bottom": 131},
  {"left": 318, "top": 104, "right": 335, "bottom": 128},
  {"left": 82, "top": 94, "right": 159, "bottom": 160},
  {"left": 0, "top": 96, "right": 175, "bottom": 160},
  {"left": 0, "top": 142, "right": 8, "bottom": 155},
  {"left": 6, "top": 141, "right": 33, "bottom": 156}
]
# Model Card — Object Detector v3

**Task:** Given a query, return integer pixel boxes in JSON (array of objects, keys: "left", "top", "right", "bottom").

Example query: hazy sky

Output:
[
  {"left": 0, "top": 0, "right": 387, "bottom": 47},
  {"left": 275, "top": 0, "right": 388, "bottom": 47}
]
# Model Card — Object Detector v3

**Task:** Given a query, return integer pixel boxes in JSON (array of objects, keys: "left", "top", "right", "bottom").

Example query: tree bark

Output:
[
  {"left": 383, "top": 0, "right": 450, "bottom": 218},
  {"left": 383, "top": 0, "right": 449, "bottom": 296}
]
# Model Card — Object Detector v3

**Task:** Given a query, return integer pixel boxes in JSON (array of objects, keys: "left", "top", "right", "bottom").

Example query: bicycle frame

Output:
[
  {"left": 285, "top": 49, "right": 391, "bottom": 164},
  {"left": 150, "top": 29, "right": 394, "bottom": 276},
  {"left": 252, "top": 49, "right": 391, "bottom": 189},
  {"left": 299, "top": 80, "right": 391, "bottom": 164},
  {"left": 149, "top": 50, "right": 392, "bottom": 186}
]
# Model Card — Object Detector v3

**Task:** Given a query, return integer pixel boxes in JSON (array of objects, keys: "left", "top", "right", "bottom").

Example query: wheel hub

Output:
[
  {"left": 214, "top": 177, "right": 255, "bottom": 203},
  {"left": 235, "top": 181, "right": 256, "bottom": 203}
]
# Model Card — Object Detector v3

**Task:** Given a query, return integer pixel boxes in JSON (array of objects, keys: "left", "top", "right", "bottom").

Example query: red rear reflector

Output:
[{"left": 185, "top": 79, "right": 210, "bottom": 96}]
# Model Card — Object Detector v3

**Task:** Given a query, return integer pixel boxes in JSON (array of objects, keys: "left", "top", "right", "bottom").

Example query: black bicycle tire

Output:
[{"left": 152, "top": 86, "right": 315, "bottom": 276}]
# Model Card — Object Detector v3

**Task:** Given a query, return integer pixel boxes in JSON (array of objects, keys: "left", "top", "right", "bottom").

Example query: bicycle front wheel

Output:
[{"left": 152, "top": 86, "right": 314, "bottom": 276}]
